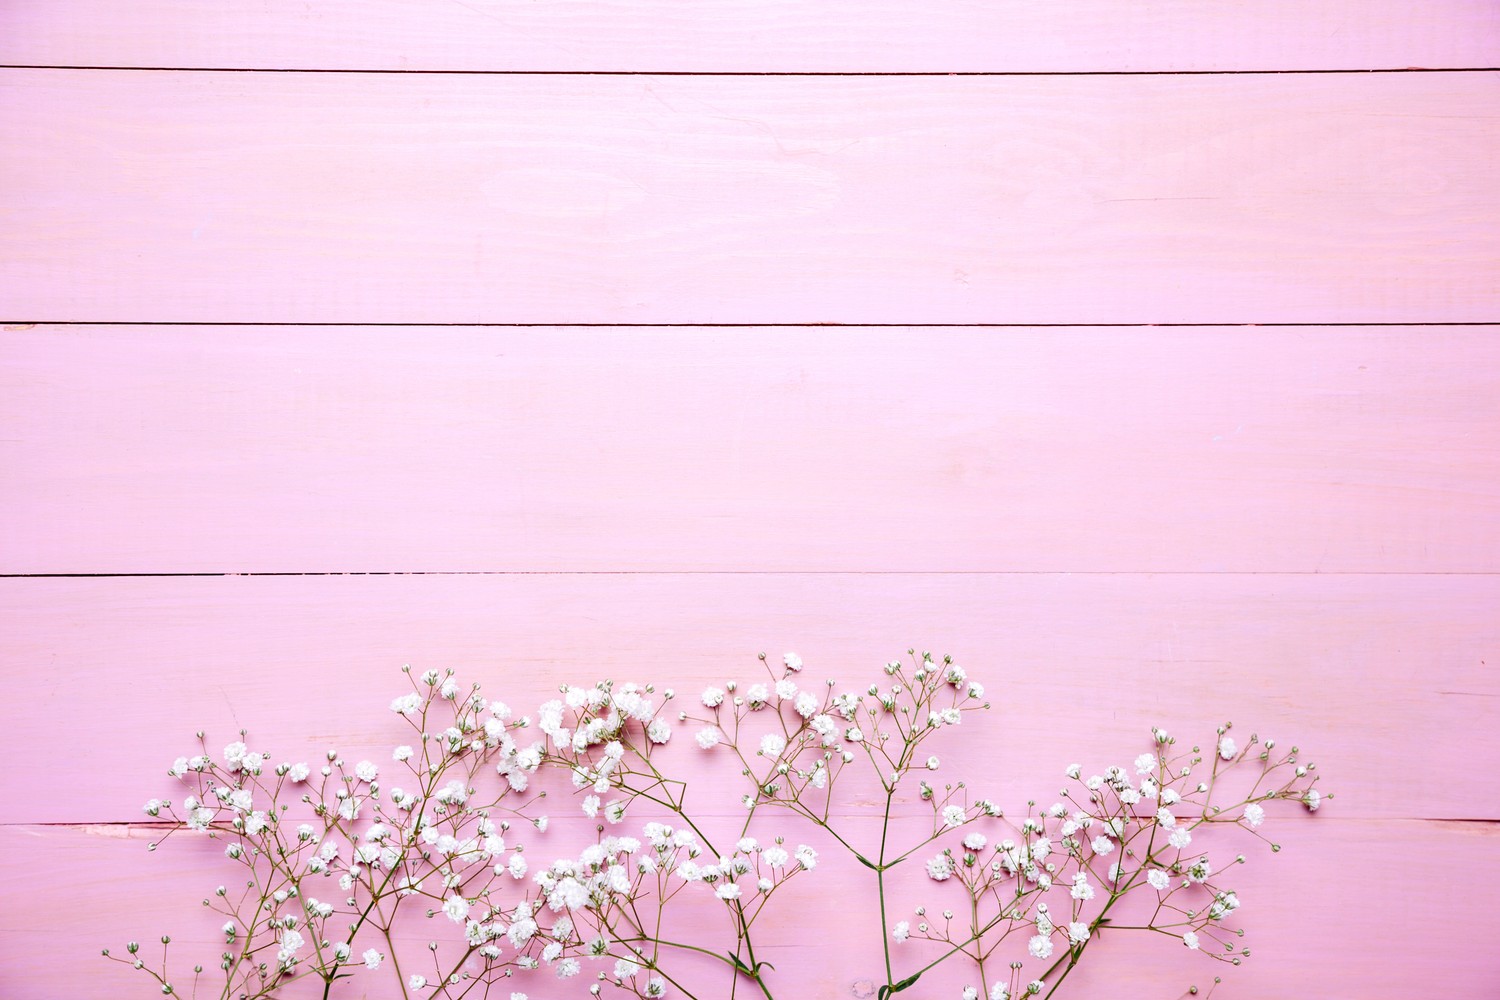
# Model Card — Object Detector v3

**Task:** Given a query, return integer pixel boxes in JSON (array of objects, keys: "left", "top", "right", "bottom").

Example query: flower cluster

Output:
[{"left": 111, "top": 652, "right": 1327, "bottom": 1000}]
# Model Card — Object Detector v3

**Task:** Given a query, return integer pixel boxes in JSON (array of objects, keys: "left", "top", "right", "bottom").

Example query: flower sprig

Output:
[{"left": 112, "top": 651, "right": 1328, "bottom": 1000}]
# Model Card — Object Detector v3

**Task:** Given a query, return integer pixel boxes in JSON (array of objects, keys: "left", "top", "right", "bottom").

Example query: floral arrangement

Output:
[{"left": 110, "top": 651, "right": 1327, "bottom": 1000}]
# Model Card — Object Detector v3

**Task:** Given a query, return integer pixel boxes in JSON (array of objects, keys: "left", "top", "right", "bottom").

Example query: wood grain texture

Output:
[
  {"left": 5, "top": 326, "right": 1498, "bottom": 574},
  {"left": 2, "top": 0, "right": 1497, "bottom": 72},
  {"left": 3, "top": 71, "right": 1498, "bottom": 325},
  {"left": 3, "top": 573, "right": 1494, "bottom": 825},
  {"left": 3, "top": 818, "right": 1496, "bottom": 999}
]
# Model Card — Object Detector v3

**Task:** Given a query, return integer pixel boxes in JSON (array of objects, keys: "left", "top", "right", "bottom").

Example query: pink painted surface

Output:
[
  {"left": 1, "top": 0, "right": 1497, "bottom": 72},
  {"left": 4, "top": 326, "right": 1499, "bottom": 574},
  {"left": 3, "top": 71, "right": 1498, "bottom": 324},
  {"left": 3, "top": 3, "right": 1499, "bottom": 997},
  {"left": 2, "top": 573, "right": 1495, "bottom": 824}
]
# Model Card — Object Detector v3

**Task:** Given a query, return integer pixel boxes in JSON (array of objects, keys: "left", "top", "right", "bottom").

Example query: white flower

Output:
[
  {"left": 990, "top": 985, "right": 1010, "bottom": 1000},
  {"left": 1183, "top": 931, "right": 1200, "bottom": 950},
  {"left": 1168, "top": 826, "right": 1193, "bottom": 850},
  {"left": 1135, "top": 752, "right": 1156, "bottom": 775},
  {"left": 409, "top": 974, "right": 428, "bottom": 990},
  {"left": 1304, "top": 788, "right": 1322, "bottom": 812},
  {"left": 390, "top": 693, "right": 422, "bottom": 715},
  {"left": 362, "top": 949, "right": 383, "bottom": 970},
  {"left": 354, "top": 760, "right": 378, "bottom": 783},
  {"left": 702, "top": 687, "right": 725, "bottom": 708},
  {"left": 942, "top": 805, "right": 966, "bottom": 828},
  {"left": 760, "top": 733, "right": 786, "bottom": 757},
  {"left": 963, "top": 988, "right": 979, "bottom": 1000},
  {"left": 1070, "top": 873, "right": 1094, "bottom": 901},
  {"left": 775, "top": 679, "right": 798, "bottom": 700},
  {"left": 1090, "top": 836, "right": 1114, "bottom": 856},
  {"left": 925, "top": 854, "right": 952, "bottom": 881},
  {"left": 963, "top": 832, "right": 986, "bottom": 851},
  {"left": 1218, "top": 736, "right": 1237, "bottom": 761},
  {"left": 1244, "top": 802, "right": 1266, "bottom": 827},
  {"left": 892, "top": 921, "right": 909, "bottom": 942},
  {"left": 715, "top": 883, "right": 741, "bottom": 900},
  {"left": 286, "top": 762, "right": 310, "bottom": 782},
  {"left": 508, "top": 854, "right": 528, "bottom": 878},
  {"left": 1065, "top": 764, "right": 1081, "bottom": 779},
  {"left": 1147, "top": 868, "right": 1170, "bottom": 891},
  {"left": 1028, "top": 934, "right": 1053, "bottom": 959},
  {"left": 223, "top": 741, "right": 247, "bottom": 765},
  {"left": 443, "top": 896, "right": 470, "bottom": 922},
  {"left": 1156, "top": 808, "right": 1176, "bottom": 828},
  {"left": 793, "top": 692, "right": 819, "bottom": 718},
  {"left": 794, "top": 844, "right": 817, "bottom": 870},
  {"left": 646, "top": 719, "right": 671, "bottom": 744},
  {"left": 392, "top": 745, "right": 413, "bottom": 762},
  {"left": 696, "top": 727, "right": 721, "bottom": 749},
  {"left": 1068, "top": 922, "right": 1089, "bottom": 944},
  {"left": 783, "top": 653, "right": 802, "bottom": 671},
  {"left": 746, "top": 683, "right": 769, "bottom": 707}
]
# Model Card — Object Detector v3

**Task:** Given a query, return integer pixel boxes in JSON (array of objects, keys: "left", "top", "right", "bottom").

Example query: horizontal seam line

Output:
[
  {"left": 1, "top": 65, "right": 1497, "bottom": 77},
  {"left": 4, "top": 816, "right": 1484, "bottom": 827},
  {"left": 7, "top": 322, "right": 1500, "bottom": 329},
  {"left": 4, "top": 572, "right": 1499, "bottom": 579}
]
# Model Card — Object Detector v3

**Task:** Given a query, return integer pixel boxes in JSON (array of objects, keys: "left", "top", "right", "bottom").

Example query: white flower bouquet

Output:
[{"left": 113, "top": 651, "right": 1327, "bottom": 1000}]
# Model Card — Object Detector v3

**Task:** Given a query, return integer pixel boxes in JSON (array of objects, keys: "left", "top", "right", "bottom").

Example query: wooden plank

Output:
[
  {"left": 1, "top": 573, "right": 1494, "bottom": 824},
  {"left": 1, "top": 1, "right": 1496, "bottom": 73},
  {"left": 3, "top": 818, "right": 1495, "bottom": 998},
  {"left": 4, "top": 326, "right": 1499, "bottom": 574},
  {"left": 2, "top": 71, "right": 1497, "bottom": 325}
]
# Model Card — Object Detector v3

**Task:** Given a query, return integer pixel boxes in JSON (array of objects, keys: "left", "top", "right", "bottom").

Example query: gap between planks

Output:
[
  {"left": 3, "top": 65, "right": 1499, "bottom": 77},
  {"left": 6, "top": 321, "right": 1500, "bottom": 330},
  {"left": 6, "top": 571, "right": 1500, "bottom": 579}
]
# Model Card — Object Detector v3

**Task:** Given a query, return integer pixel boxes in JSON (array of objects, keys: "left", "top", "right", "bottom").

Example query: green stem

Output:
[{"left": 877, "top": 787, "right": 896, "bottom": 990}]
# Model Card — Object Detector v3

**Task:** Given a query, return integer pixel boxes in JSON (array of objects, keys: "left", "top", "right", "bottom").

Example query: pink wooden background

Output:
[{"left": 2, "top": 3, "right": 1498, "bottom": 998}]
